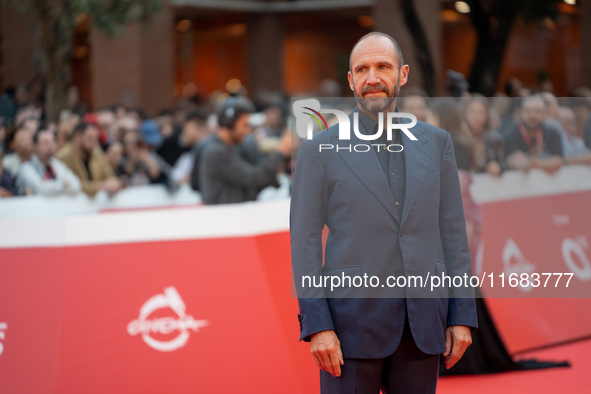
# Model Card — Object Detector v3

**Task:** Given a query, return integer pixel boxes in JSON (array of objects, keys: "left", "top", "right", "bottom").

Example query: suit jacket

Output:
[
  {"left": 290, "top": 111, "right": 478, "bottom": 358},
  {"left": 199, "top": 135, "right": 284, "bottom": 205},
  {"left": 16, "top": 155, "right": 81, "bottom": 196},
  {"left": 55, "top": 142, "right": 115, "bottom": 197}
]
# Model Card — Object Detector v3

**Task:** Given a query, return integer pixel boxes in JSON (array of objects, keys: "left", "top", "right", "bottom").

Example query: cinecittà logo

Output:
[
  {"left": 293, "top": 99, "right": 418, "bottom": 152},
  {"left": 127, "top": 287, "right": 208, "bottom": 352}
]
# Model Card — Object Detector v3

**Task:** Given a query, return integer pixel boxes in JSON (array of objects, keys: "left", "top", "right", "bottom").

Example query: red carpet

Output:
[{"left": 437, "top": 338, "right": 591, "bottom": 393}]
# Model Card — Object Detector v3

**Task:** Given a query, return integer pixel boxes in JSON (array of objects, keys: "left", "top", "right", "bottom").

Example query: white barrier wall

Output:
[
  {"left": 470, "top": 165, "right": 591, "bottom": 203},
  {"left": 1, "top": 165, "right": 590, "bottom": 254},
  {"left": 0, "top": 174, "right": 292, "bottom": 219},
  {"left": 0, "top": 165, "right": 590, "bottom": 394}
]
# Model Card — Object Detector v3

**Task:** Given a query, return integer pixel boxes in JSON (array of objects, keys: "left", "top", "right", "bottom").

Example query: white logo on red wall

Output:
[
  {"left": 127, "top": 287, "right": 208, "bottom": 352},
  {"left": 562, "top": 236, "right": 591, "bottom": 280},
  {"left": 0, "top": 322, "right": 6, "bottom": 356},
  {"left": 503, "top": 238, "right": 536, "bottom": 292}
]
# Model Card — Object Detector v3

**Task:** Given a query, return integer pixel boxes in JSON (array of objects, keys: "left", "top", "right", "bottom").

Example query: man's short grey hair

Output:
[{"left": 349, "top": 32, "right": 405, "bottom": 72}]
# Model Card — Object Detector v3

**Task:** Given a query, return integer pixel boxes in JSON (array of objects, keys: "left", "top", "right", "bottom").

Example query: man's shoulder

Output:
[
  {"left": 16, "top": 158, "right": 36, "bottom": 174},
  {"left": 50, "top": 156, "right": 70, "bottom": 172},
  {"left": 201, "top": 137, "right": 231, "bottom": 161},
  {"left": 156, "top": 129, "right": 181, "bottom": 152},
  {"left": 90, "top": 146, "right": 108, "bottom": 161},
  {"left": 15, "top": 159, "right": 42, "bottom": 188},
  {"left": 191, "top": 135, "right": 214, "bottom": 154},
  {"left": 55, "top": 143, "right": 75, "bottom": 161},
  {"left": 505, "top": 122, "right": 520, "bottom": 136},
  {"left": 542, "top": 120, "right": 562, "bottom": 139},
  {"left": 2, "top": 152, "right": 19, "bottom": 165}
]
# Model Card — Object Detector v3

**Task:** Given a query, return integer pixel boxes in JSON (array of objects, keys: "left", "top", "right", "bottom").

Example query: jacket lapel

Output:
[
  {"left": 400, "top": 123, "right": 430, "bottom": 227},
  {"left": 331, "top": 112, "right": 400, "bottom": 224}
]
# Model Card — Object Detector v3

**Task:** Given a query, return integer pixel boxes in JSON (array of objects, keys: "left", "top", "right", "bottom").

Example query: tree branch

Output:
[{"left": 399, "top": 0, "right": 436, "bottom": 95}]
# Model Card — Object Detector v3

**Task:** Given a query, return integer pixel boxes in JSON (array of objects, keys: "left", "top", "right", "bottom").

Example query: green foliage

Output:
[
  {"left": 80, "top": 0, "right": 163, "bottom": 35},
  {"left": 0, "top": 0, "right": 163, "bottom": 121},
  {"left": 2, "top": 0, "right": 163, "bottom": 35}
]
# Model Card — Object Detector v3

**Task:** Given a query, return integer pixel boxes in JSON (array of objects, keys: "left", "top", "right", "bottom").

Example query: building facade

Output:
[{"left": 0, "top": 0, "right": 587, "bottom": 116}]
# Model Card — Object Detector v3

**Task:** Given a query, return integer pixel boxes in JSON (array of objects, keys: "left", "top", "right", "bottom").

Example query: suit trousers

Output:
[{"left": 320, "top": 304, "right": 440, "bottom": 394}]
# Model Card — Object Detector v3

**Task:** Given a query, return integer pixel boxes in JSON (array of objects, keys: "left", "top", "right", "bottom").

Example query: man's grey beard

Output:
[{"left": 354, "top": 80, "right": 401, "bottom": 114}]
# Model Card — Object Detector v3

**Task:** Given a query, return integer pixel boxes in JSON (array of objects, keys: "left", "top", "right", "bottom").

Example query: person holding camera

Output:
[{"left": 199, "top": 97, "right": 291, "bottom": 205}]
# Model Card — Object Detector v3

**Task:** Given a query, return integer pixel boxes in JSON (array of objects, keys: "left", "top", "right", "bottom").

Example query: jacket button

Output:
[
  {"left": 395, "top": 269, "right": 402, "bottom": 276},
  {"left": 400, "top": 231, "right": 405, "bottom": 237}
]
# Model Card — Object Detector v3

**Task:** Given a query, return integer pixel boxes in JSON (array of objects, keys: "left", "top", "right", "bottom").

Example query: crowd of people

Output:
[
  {"left": 0, "top": 86, "right": 292, "bottom": 204},
  {"left": 400, "top": 89, "right": 591, "bottom": 177},
  {"left": 398, "top": 88, "right": 591, "bottom": 266},
  {"left": 1, "top": 81, "right": 591, "bottom": 205}
]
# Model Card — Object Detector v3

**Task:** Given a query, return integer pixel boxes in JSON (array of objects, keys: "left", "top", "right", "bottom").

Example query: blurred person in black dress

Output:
[{"left": 429, "top": 98, "right": 569, "bottom": 375}]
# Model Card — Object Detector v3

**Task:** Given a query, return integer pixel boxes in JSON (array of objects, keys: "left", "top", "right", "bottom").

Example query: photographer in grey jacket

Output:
[
  {"left": 16, "top": 128, "right": 81, "bottom": 196},
  {"left": 200, "top": 97, "right": 291, "bottom": 205}
]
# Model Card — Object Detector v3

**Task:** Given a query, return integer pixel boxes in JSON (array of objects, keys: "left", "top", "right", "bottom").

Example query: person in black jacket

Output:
[
  {"left": 199, "top": 96, "right": 291, "bottom": 205},
  {"left": 156, "top": 110, "right": 208, "bottom": 168},
  {"left": 504, "top": 95, "right": 563, "bottom": 173},
  {"left": 190, "top": 133, "right": 262, "bottom": 194}
]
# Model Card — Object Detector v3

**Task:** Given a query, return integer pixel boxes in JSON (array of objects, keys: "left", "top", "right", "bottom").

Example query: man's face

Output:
[
  {"left": 23, "top": 118, "right": 39, "bottom": 135},
  {"left": 156, "top": 114, "right": 173, "bottom": 127},
  {"left": 97, "top": 110, "right": 115, "bottom": 128},
  {"left": 265, "top": 107, "right": 283, "bottom": 129},
  {"left": 232, "top": 114, "right": 251, "bottom": 144},
  {"left": 348, "top": 36, "right": 409, "bottom": 113},
  {"left": 15, "top": 86, "right": 28, "bottom": 105},
  {"left": 13, "top": 128, "right": 33, "bottom": 156},
  {"left": 106, "top": 141, "right": 123, "bottom": 169},
  {"left": 123, "top": 131, "right": 139, "bottom": 157},
  {"left": 521, "top": 97, "right": 546, "bottom": 130},
  {"left": 35, "top": 130, "right": 56, "bottom": 162},
  {"left": 401, "top": 96, "right": 428, "bottom": 122},
  {"left": 183, "top": 120, "right": 206, "bottom": 146},
  {"left": 465, "top": 101, "right": 488, "bottom": 133},
  {"left": 79, "top": 125, "right": 99, "bottom": 156}
]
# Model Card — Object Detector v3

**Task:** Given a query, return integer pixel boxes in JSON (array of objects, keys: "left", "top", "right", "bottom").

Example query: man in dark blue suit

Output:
[{"left": 290, "top": 32, "right": 478, "bottom": 393}]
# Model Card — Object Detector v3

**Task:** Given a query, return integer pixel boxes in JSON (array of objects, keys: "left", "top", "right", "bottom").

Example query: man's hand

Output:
[
  {"left": 310, "top": 329, "right": 344, "bottom": 377},
  {"left": 485, "top": 160, "right": 502, "bottom": 176},
  {"left": 506, "top": 150, "right": 532, "bottom": 171},
  {"left": 99, "top": 178, "right": 122, "bottom": 195},
  {"left": 536, "top": 156, "right": 564, "bottom": 174},
  {"left": 442, "top": 325, "right": 472, "bottom": 369},
  {"left": 0, "top": 186, "right": 13, "bottom": 198}
]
